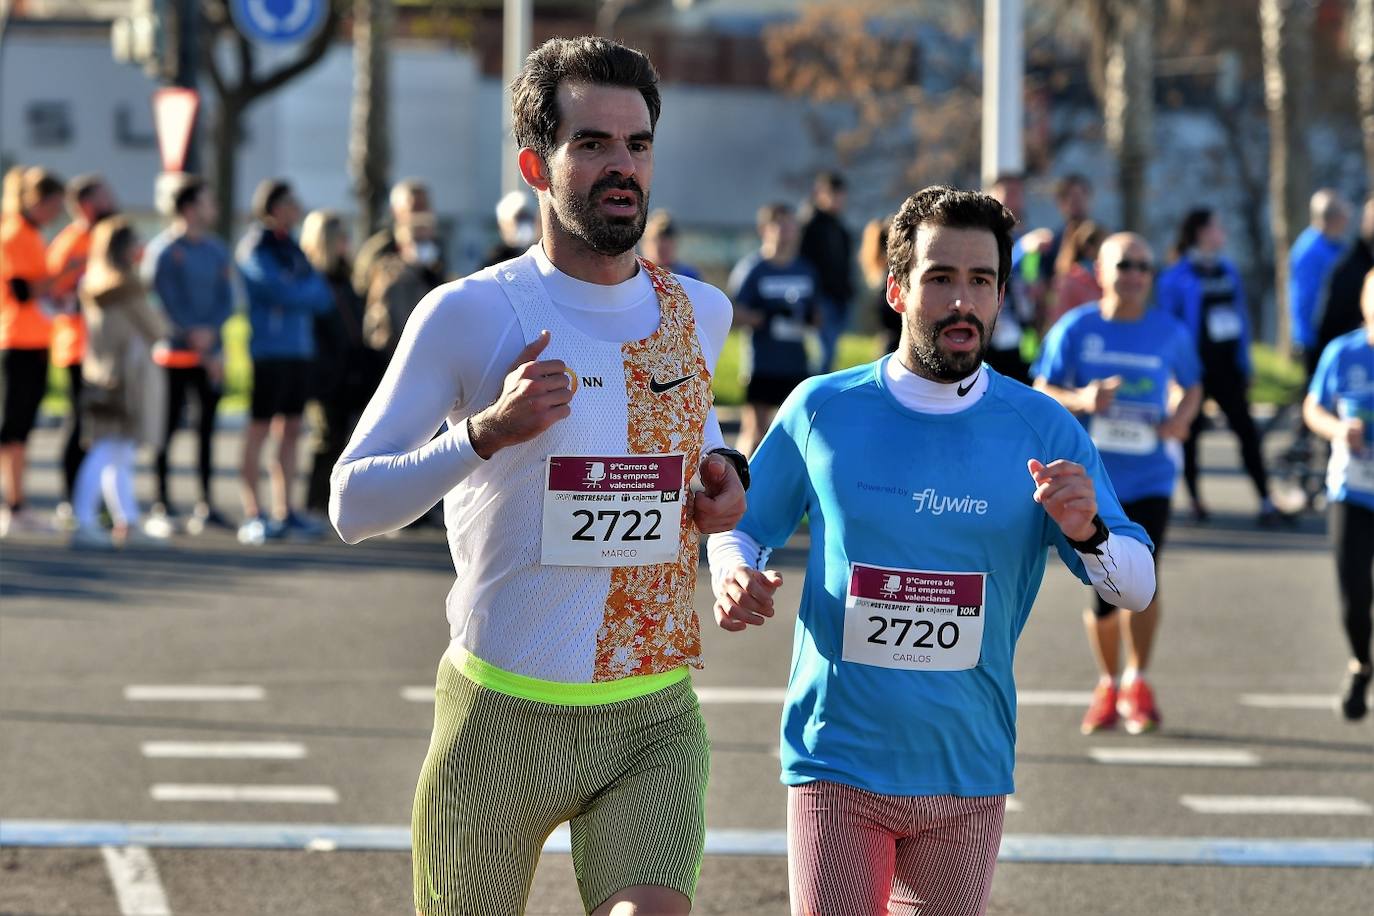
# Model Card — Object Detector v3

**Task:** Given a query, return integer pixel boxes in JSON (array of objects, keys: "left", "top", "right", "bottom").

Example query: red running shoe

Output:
[
  {"left": 1118, "top": 677, "right": 1161, "bottom": 734},
  {"left": 1080, "top": 682, "right": 1118, "bottom": 734}
]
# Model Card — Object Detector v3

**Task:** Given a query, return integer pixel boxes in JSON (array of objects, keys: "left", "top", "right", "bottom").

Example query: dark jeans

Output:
[
  {"left": 1182, "top": 366, "right": 1269, "bottom": 507},
  {"left": 1330, "top": 501, "right": 1374, "bottom": 667},
  {"left": 156, "top": 366, "right": 221, "bottom": 509},
  {"left": 61, "top": 364, "right": 85, "bottom": 502}
]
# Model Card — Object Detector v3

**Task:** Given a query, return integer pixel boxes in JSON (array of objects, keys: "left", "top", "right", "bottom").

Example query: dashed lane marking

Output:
[
  {"left": 141, "top": 742, "right": 306, "bottom": 760},
  {"left": 1238, "top": 693, "right": 1339, "bottom": 710},
  {"left": 1181, "top": 795, "right": 1372, "bottom": 815},
  {"left": 1089, "top": 747, "right": 1261, "bottom": 767},
  {"left": 125, "top": 686, "right": 265, "bottom": 702},
  {"left": 149, "top": 785, "right": 338, "bottom": 804}
]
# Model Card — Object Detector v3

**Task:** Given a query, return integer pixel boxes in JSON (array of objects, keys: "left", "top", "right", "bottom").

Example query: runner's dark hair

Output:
[
  {"left": 886, "top": 186, "right": 1016, "bottom": 292},
  {"left": 511, "top": 37, "right": 660, "bottom": 162}
]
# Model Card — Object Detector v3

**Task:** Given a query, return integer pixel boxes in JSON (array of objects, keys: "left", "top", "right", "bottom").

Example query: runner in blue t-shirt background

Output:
[
  {"left": 1303, "top": 267, "right": 1374, "bottom": 721},
  {"left": 1034, "top": 233, "right": 1202, "bottom": 736}
]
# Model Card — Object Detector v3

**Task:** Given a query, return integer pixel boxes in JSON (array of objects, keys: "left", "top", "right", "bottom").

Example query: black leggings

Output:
[
  {"left": 1182, "top": 366, "right": 1269, "bottom": 506},
  {"left": 61, "top": 364, "right": 85, "bottom": 502},
  {"left": 156, "top": 366, "right": 221, "bottom": 507},
  {"left": 1329, "top": 501, "right": 1374, "bottom": 667}
]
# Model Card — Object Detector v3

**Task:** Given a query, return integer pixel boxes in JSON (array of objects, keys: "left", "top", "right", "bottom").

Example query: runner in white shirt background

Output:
[{"left": 332, "top": 36, "right": 747, "bottom": 916}]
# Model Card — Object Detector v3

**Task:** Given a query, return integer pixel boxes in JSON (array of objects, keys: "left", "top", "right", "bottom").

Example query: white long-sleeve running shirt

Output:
[{"left": 331, "top": 244, "right": 733, "bottom": 544}]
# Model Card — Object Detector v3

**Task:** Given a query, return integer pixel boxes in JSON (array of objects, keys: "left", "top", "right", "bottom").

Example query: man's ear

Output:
[
  {"left": 518, "top": 148, "right": 550, "bottom": 192},
  {"left": 886, "top": 272, "right": 906, "bottom": 313}
]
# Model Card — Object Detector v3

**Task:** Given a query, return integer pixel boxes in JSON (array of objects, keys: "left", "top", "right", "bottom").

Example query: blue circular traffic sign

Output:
[{"left": 229, "top": 0, "right": 329, "bottom": 45}]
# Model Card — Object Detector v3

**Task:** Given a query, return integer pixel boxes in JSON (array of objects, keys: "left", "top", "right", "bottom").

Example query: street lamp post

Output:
[
  {"left": 502, "top": 0, "right": 531, "bottom": 195},
  {"left": 981, "top": 0, "right": 1023, "bottom": 187}
]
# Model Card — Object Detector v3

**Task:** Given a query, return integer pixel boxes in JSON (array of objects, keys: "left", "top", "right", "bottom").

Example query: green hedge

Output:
[{"left": 43, "top": 321, "right": 1309, "bottom": 414}]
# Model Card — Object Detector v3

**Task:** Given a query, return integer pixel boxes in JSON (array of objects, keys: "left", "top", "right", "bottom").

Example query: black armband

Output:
[
  {"left": 708, "top": 447, "right": 750, "bottom": 491},
  {"left": 1065, "top": 514, "right": 1110, "bottom": 554}
]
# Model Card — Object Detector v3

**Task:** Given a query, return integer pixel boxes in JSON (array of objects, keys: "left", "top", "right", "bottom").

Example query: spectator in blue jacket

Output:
[
  {"left": 1289, "top": 189, "right": 1350, "bottom": 375},
  {"left": 235, "top": 178, "right": 333, "bottom": 545},
  {"left": 1157, "top": 207, "right": 1283, "bottom": 526},
  {"left": 143, "top": 176, "right": 235, "bottom": 532}
]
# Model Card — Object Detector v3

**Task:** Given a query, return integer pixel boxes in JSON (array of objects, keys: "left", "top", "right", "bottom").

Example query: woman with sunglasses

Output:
[
  {"left": 1034, "top": 233, "right": 1203, "bottom": 735},
  {"left": 1157, "top": 208, "right": 1285, "bottom": 525}
]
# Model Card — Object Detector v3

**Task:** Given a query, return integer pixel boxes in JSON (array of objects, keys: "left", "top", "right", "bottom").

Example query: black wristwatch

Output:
[
  {"left": 708, "top": 447, "right": 750, "bottom": 491},
  {"left": 1065, "top": 514, "right": 1110, "bottom": 554}
]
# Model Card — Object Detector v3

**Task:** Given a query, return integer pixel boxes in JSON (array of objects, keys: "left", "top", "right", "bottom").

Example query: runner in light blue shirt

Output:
[
  {"left": 708, "top": 188, "right": 1156, "bottom": 916},
  {"left": 1033, "top": 233, "right": 1202, "bottom": 737},
  {"left": 1303, "top": 268, "right": 1374, "bottom": 720}
]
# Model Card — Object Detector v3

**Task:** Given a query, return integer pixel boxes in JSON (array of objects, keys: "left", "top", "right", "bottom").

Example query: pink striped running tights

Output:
[{"left": 787, "top": 780, "right": 1005, "bottom": 916}]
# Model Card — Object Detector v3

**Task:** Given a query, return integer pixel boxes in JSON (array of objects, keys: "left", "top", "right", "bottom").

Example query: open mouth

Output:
[
  {"left": 598, "top": 190, "right": 639, "bottom": 216},
  {"left": 940, "top": 324, "right": 980, "bottom": 351}
]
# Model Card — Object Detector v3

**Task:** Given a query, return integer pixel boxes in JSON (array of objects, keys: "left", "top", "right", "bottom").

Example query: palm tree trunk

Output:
[
  {"left": 1260, "top": 0, "right": 1314, "bottom": 350},
  {"left": 1103, "top": 0, "right": 1154, "bottom": 233},
  {"left": 350, "top": 0, "right": 392, "bottom": 242},
  {"left": 1355, "top": 0, "right": 1374, "bottom": 188}
]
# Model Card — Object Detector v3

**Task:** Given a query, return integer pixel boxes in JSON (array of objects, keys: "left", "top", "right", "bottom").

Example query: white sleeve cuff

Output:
[
  {"left": 707, "top": 529, "right": 768, "bottom": 592},
  {"left": 1077, "top": 531, "right": 1156, "bottom": 612}
]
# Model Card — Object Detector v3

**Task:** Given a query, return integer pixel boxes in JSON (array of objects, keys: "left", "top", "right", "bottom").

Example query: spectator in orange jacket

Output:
[{"left": 1, "top": 166, "right": 67, "bottom": 537}]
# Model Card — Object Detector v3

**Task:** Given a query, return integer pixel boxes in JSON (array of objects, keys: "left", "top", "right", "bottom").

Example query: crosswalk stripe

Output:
[
  {"left": 3, "top": 821, "right": 1365, "bottom": 867},
  {"left": 401, "top": 686, "right": 433, "bottom": 703},
  {"left": 693, "top": 687, "right": 788, "bottom": 704},
  {"left": 1089, "top": 747, "right": 1261, "bottom": 767},
  {"left": 141, "top": 742, "right": 306, "bottom": 760},
  {"left": 1238, "top": 693, "right": 1339, "bottom": 710},
  {"left": 101, "top": 845, "right": 171, "bottom": 916},
  {"left": 1181, "top": 795, "right": 1372, "bottom": 815},
  {"left": 150, "top": 785, "right": 338, "bottom": 804},
  {"left": 125, "top": 686, "right": 265, "bottom": 702},
  {"left": 1017, "top": 690, "right": 1093, "bottom": 706}
]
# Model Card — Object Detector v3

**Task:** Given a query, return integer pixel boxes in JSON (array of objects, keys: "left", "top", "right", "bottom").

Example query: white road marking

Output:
[
  {"left": 150, "top": 785, "right": 338, "bottom": 804},
  {"left": 1089, "top": 747, "right": 1261, "bottom": 767},
  {"left": 102, "top": 845, "right": 172, "bottom": 916},
  {"left": 401, "top": 686, "right": 433, "bottom": 703},
  {"left": 1018, "top": 690, "right": 1093, "bottom": 706},
  {"left": 7, "top": 822, "right": 1368, "bottom": 867},
  {"left": 125, "top": 686, "right": 265, "bottom": 702},
  {"left": 141, "top": 742, "right": 306, "bottom": 760},
  {"left": 1006, "top": 797, "right": 1024, "bottom": 812},
  {"left": 1181, "top": 795, "right": 1372, "bottom": 816},
  {"left": 1238, "top": 693, "right": 1339, "bottom": 710},
  {"left": 693, "top": 687, "right": 788, "bottom": 704}
]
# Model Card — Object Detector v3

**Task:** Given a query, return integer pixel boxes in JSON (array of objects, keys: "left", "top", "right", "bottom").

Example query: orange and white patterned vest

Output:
[{"left": 442, "top": 253, "right": 711, "bottom": 682}]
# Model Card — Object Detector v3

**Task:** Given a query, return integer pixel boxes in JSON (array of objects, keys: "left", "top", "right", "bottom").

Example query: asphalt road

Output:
[{"left": 1, "top": 420, "right": 1371, "bottom": 916}]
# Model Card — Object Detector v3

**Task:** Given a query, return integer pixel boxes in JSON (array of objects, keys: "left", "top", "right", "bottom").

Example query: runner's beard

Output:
[
  {"left": 904, "top": 311, "right": 993, "bottom": 382},
  {"left": 550, "top": 176, "right": 648, "bottom": 256}
]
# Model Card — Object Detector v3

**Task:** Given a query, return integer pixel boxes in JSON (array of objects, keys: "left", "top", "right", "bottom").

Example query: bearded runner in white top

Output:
[{"left": 331, "top": 38, "right": 744, "bottom": 916}]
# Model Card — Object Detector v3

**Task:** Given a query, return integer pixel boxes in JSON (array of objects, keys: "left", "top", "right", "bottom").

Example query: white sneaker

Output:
[
  {"left": 237, "top": 516, "right": 269, "bottom": 546},
  {"left": 70, "top": 524, "right": 115, "bottom": 551},
  {"left": 1, "top": 507, "right": 54, "bottom": 538},
  {"left": 141, "top": 513, "right": 176, "bottom": 540},
  {"left": 124, "top": 524, "right": 171, "bottom": 549},
  {"left": 53, "top": 502, "right": 76, "bottom": 532}
]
